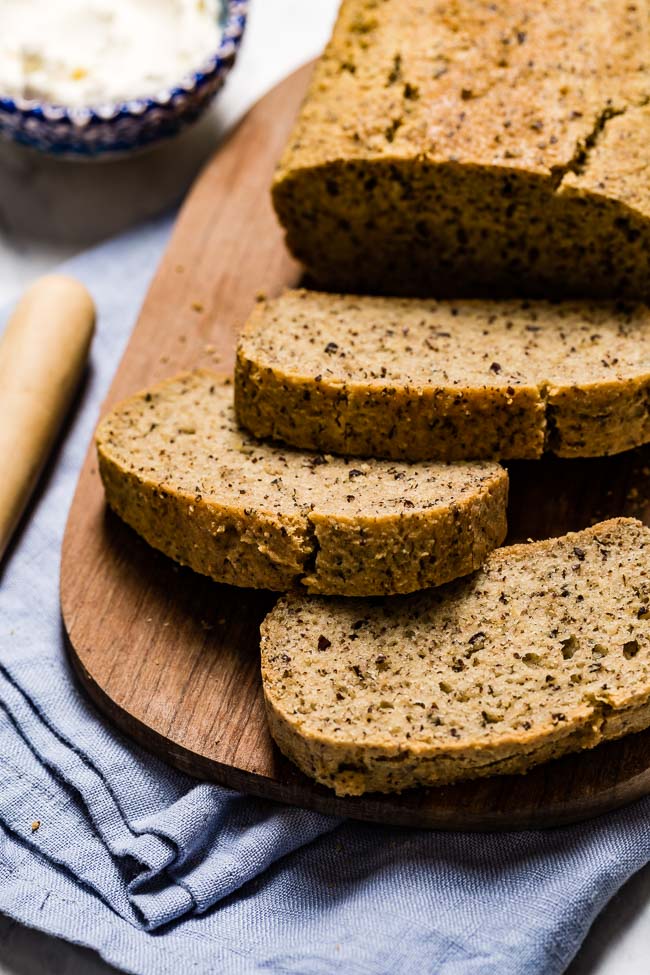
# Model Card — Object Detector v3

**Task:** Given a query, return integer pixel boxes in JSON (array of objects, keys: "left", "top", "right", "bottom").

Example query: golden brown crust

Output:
[
  {"left": 96, "top": 370, "right": 508, "bottom": 596},
  {"left": 235, "top": 290, "right": 650, "bottom": 460},
  {"left": 272, "top": 0, "right": 650, "bottom": 298},
  {"left": 261, "top": 519, "right": 650, "bottom": 794}
]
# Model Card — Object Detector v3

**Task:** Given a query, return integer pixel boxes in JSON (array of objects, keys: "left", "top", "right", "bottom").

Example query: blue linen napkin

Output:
[{"left": 0, "top": 216, "right": 649, "bottom": 975}]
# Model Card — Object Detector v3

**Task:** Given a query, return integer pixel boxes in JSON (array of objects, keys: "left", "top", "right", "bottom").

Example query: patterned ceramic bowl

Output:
[{"left": 0, "top": 0, "right": 248, "bottom": 159}]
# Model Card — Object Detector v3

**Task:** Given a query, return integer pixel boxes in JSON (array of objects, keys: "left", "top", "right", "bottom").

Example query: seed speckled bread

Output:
[
  {"left": 236, "top": 290, "right": 650, "bottom": 461},
  {"left": 272, "top": 0, "right": 650, "bottom": 298},
  {"left": 96, "top": 371, "right": 508, "bottom": 596},
  {"left": 261, "top": 519, "right": 650, "bottom": 795}
]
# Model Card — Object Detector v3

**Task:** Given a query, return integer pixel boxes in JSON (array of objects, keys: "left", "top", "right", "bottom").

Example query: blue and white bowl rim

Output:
[{"left": 0, "top": 0, "right": 248, "bottom": 126}]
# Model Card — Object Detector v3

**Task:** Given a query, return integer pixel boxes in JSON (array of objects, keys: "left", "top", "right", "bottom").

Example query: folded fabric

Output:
[{"left": 0, "top": 215, "right": 649, "bottom": 975}]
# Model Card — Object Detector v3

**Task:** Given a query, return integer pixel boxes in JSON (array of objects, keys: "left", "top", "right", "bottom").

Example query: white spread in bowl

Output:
[{"left": 0, "top": 0, "right": 224, "bottom": 107}]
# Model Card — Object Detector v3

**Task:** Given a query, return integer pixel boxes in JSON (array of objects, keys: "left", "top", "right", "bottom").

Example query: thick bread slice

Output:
[
  {"left": 96, "top": 371, "right": 507, "bottom": 596},
  {"left": 272, "top": 0, "right": 650, "bottom": 299},
  {"left": 236, "top": 290, "right": 650, "bottom": 461},
  {"left": 261, "top": 519, "right": 650, "bottom": 795}
]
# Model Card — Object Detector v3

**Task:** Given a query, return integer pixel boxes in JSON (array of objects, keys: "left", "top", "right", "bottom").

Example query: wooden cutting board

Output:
[{"left": 61, "top": 63, "right": 650, "bottom": 830}]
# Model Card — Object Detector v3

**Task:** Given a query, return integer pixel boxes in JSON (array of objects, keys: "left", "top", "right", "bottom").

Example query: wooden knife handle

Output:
[{"left": 0, "top": 274, "right": 95, "bottom": 561}]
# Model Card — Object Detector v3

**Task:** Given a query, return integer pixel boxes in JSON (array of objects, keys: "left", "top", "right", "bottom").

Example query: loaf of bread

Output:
[
  {"left": 96, "top": 371, "right": 508, "bottom": 596},
  {"left": 261, "top": 518, "right": 650, "bottom": 795},
  {"left": 236, "top": 289, "right": 650, "bottom": 461},
  {"left": 272, "top": 0, "right": 650, "bottom": 298}
]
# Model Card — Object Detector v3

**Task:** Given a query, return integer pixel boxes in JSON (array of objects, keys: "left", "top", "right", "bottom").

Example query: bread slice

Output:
[
  {"left": 261, "top": 518, "right": 650, "bottom": 795},
  {"left": 272, "top": 0, "right": 650, "bottom": 299},
  {"left": 236, "top": 290, "right": 650, "bottom": 461},
  {"left": 96, "top": 371, "right": 507, "bottom": 596}
]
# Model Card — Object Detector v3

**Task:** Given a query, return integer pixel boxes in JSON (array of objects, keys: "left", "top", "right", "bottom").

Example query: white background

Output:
[{"left": 0, "top": 2, "right": 648, "bottom": 972}]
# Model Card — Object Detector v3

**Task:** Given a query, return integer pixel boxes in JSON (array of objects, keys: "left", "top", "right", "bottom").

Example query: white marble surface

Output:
[{"left": 0, "top": 2, "right": 648, "bottom": 973}]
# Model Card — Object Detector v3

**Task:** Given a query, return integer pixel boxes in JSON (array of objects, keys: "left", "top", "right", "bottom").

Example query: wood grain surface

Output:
[{"left": 61, "top": 63, "right": 650, "bottom": 830}]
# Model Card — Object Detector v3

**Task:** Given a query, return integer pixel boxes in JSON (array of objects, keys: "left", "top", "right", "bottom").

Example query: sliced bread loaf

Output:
[
  {"left": 261, "top": 518, "right": 650, "bottom": 795},
  {"left": 272, "top": 0, "right": 650, "bottom": 299},
  {"left": 96, "top": 371, "right": 508, "bottom": 596},
  {"left": 235, "top": 290, "right": 650, "bottom": 461}
]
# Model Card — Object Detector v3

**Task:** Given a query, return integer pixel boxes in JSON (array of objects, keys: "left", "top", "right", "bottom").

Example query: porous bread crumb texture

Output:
[
  {"left": 96, "top": 371, "right": 508, "bottom": 596},
  {"left": 236, "top": 290, "right": 650, "bottom": 461},
  {"left": 261, "top": 519, "right": 650, "bottom": 795},
  {"left": 272, "top": 0, "right": 650, "bottom": 299}
]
